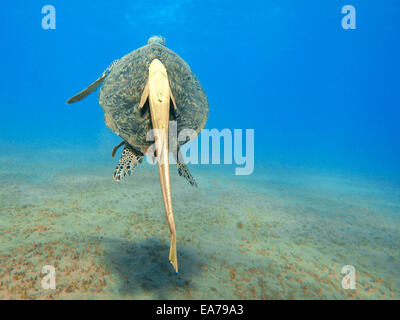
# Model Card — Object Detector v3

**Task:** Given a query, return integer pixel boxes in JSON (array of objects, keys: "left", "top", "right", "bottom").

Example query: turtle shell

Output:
[{"left": 99, "top": 42, "right": 209, "bottom": 152}]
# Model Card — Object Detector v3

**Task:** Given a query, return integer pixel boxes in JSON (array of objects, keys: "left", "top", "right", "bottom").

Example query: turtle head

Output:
[{"left": 148, "top": 35, "right": 166, "bottom": 46}]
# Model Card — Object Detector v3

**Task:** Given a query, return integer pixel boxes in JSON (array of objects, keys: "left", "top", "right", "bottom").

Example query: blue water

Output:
[
  {"left": 0, "top": 1, "right": 399, "bottom": 299},
  {"left": 1, "top": 0, "right": 400, "bottom": 175}
]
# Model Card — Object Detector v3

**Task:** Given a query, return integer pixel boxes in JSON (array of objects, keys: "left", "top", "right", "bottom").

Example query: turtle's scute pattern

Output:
[{"left": 99, "top": 43, "right": 209, "bottom": 153}]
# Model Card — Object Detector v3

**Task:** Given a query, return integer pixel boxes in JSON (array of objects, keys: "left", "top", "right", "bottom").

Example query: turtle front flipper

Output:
[
  {"left": 66, "top": 76, "right": 105, "bottom": 104},
  {"left": 66, "top": 60, "right": 118, "bottom": 104},
  {"left": 176, "top": 150, "right": 198, "bottom": 187},
  {"left": 113, "top": 144, "right": 143, "bottom": 181}
]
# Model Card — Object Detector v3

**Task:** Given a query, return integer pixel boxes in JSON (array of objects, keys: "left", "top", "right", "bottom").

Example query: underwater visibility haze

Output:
[{"left": 0, "top": 0, "right": 399, "bottom": 299}]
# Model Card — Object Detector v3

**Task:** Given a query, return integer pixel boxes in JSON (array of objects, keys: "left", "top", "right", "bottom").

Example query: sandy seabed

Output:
[{"left": 0, "top": 145, "right": 399, "bottom": 300}]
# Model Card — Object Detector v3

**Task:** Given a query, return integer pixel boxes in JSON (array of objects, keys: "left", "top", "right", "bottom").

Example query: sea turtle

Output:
[{"left": 66, "top": 36, "right": 209, "bottom": 273}]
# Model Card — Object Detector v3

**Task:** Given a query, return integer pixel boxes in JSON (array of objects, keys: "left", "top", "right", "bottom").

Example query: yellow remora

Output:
[{"left": 139, "top": 59, "right": 178, "bottom": 273}]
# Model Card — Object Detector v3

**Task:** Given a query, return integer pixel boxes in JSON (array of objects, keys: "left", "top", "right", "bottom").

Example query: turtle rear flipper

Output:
[
  {"left": 113, "top": 145, "right": 143, "bottom": 181},
  {"left": 66, "top": 60, "right": 118, "bottom": 104},
  {"left": 176, "top": 150, "right": 198, "bottom": 187}
]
